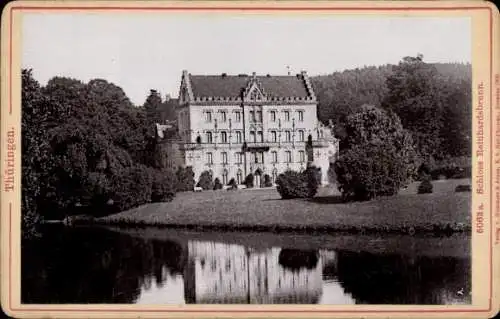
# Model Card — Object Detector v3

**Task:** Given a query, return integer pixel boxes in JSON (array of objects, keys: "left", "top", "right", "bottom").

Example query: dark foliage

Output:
[
  {"left": 21, "top": 70, "right": 178, "bottom": 238},
  {"left": 151, "top": 169, "right": 176, "bottom": 203},
  {"left": 263, "top": 174, "right": 273, "bottom": 187},
  {"left": 334, "top": 105, "right": 418, "bottom": 201},
  {"left": 213, "top": 178, "right": 223, "bottom": 190},
  {"left": 227, "top": 178, "right": 238, "bottom": 190},
  {"left": 175, "top": 166, "right": 195, "bottom": 192},
  {"left": 312, "top": 58, "right": 472, "bottom": 161},
  {"left": 418, "top": 179, "right": 434, "bottom": 194},
  {"left": 275, "top": 168, "right": 320, "bottom": 199},
  {"left": 244, "top": 173, "right": 254, "bottom": 188},
  {"left": 196, "top": 171, "right": 214, "bottom": 190},
  {"left": 455, "top": 185, "right": 471, "bottom": 193}
]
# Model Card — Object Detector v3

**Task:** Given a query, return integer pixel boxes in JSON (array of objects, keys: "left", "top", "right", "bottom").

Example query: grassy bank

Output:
[{"left": 96, "top": 179, "right": 472, "bottom": 235}]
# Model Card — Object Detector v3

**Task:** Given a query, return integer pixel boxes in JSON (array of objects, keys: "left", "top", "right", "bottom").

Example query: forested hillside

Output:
[{"left": 311, "top": 56, "right": 472, "bottom": 160}]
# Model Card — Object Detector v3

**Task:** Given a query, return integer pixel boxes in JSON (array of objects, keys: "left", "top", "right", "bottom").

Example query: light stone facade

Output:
[{"left": 173, "top": 70, "right": 339, "bottom": 186}]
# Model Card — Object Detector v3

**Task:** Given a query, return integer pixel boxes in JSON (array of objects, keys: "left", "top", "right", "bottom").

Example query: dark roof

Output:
[{"left": 189, "top": 74, "right": 310, "bottom": 98}]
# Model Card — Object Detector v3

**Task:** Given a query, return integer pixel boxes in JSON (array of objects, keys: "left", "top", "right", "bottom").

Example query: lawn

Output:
[{"left": 98, "top": 178, "right": 472, "bottom": 234}]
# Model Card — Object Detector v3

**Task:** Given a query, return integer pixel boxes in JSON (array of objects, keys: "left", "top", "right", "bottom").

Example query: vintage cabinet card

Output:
[{"left": 1, "top": 0, "right": 499, "bottom": 318}]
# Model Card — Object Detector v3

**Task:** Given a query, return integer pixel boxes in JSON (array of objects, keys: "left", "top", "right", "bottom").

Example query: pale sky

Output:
[{"left": 22, "top": 13, "right": 471, "bottom": 106}]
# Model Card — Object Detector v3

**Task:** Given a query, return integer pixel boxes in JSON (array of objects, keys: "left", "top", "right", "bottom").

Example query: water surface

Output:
[{"left": 22, "top": 225, "right": 471, "bottom": 305}]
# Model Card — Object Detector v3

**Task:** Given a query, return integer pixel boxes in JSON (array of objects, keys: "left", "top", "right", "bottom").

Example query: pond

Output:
[{"left": 22, "top": 225, "right": 471, "bottom": 305}]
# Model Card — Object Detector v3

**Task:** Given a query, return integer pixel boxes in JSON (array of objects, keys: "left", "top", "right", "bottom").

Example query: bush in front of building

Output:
[
  {"left": 175, "top": 166, "right": 195, "bottom": 192},
  {"left": 305, "top": 166, "right": 322, "bottom": 198},
  {"left": 276, "top": 170, "right": 309, "bottom": 199},
  {"left": 263, "top": 174, "right": 273, "bottom": 187},
  {"left": 227, "top": 178, "right": 238, "bottom": 190},
  {"left": 245, "top": 173, "right": 254, "bottom": 188},
  {"left": 151, "top": 169, "right": 176, "bottom": 202},
  {"left": 418, "top": 178, "right": 433, "bottom": 194},
  {"left": 213, "top": 178, "right": 223, "bottom": 190},
  {"left": 196, "top": 170, "right": 214, "bottom": 190}
]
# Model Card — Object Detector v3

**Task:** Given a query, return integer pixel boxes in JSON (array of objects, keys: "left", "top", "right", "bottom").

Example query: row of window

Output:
[
  {"left": 204, "top": 110, "right": 304, "bottom": 123},
  {"left": 200, "top": 130, "right": 307, "bottom": 144},
  {"left": 205, "top": 150, "right": 306, "bottom": 165}
]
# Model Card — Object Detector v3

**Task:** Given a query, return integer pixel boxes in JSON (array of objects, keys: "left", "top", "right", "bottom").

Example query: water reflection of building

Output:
[{"left": 184, "top": 241, "right": 323, "bottom": 304}]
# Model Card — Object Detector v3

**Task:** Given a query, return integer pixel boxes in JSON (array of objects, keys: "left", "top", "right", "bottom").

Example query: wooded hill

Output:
[{"left": 311, "top": 58, "right": 472, "bottom": 160}]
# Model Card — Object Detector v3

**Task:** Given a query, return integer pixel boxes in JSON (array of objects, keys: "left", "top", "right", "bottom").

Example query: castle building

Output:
[{"left": 175, "top": 70, "right": 338, "bottom": 186}]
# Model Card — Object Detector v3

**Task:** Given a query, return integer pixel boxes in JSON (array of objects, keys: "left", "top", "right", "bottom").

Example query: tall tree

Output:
[
  {"left": 382, "top": 55, "right": 445, "bottom": 161},
  {"left": 143, "top": 89, "right": 163, "bottom": 124},
  {"left": 334, "top": 105, "right": 418, "bottom": 201}
]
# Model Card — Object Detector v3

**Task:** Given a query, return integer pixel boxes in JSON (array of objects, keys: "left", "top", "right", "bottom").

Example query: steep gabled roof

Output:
[{"left": 184, "top": 72, "right": 315, "bottom": 100}]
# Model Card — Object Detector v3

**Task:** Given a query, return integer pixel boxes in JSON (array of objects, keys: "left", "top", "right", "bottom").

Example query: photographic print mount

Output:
[{"left": 1, "top": 1, "right": 499, "bottom": 318}]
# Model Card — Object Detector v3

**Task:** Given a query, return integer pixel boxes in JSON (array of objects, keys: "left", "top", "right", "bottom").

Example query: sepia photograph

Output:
[{"left": 1, "top": 1, "right": 499, "bottom": 318}]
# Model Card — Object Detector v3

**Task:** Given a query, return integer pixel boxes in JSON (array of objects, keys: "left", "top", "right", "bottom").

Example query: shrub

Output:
[
  {"left": 263, "top": 174, "right": 273, "bottom": 187},
  {"left": 276, "top": 170, "right": 308, "bottom": 199},
  {"left": 213, "top": 178, "right": 223, "bottom": 190},
  {"left": 455, "top": 184, "right": 471, "bottom": 192},
  {"left": 151, "top": 169, "right": 176, "bottom": 202},
  {"left": 244, "top": 173, "right": 254, "bottom": 188},
  {"left": 305, "top": 166, "right": 321, "bottom": 198},
  {"left": 196, "top": 170, "right": 214, "bottom": 190},
  {"left": 418, "top": 179, "right": 433, "bottom": 194},
  {"left": 227, "top": 178, "right": 238, "bottom": 190},
  {"left": 175, "top": 166, "right": 195, "bottom": 192}
]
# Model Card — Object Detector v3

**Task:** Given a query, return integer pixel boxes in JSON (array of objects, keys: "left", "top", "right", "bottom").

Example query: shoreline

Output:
[
  {"left": 89, "top": 180, "right": 471, "bottom": 235},
  {"left": 90, "top": 218, "right": 471, "bottom": 235}
]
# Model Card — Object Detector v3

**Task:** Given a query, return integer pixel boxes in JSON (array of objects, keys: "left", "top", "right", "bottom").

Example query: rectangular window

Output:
[
  {"left": 221, "top": 131, "right": 228, "bottom": 143},
  {"left": 270, "top": 111, "right": 276, "bottom": 122},
  {"left": 236, "top": 131, "right": 242, "bottom": 143},
  {"left": 206, "top": 152, "right": 213, "bottom": 164},
  {"left": 284, "top": 111, "right": 290, "bottom": 122},
  {"left": 299, "top": 150, "right": 305, "bottom": 162},
  {"left": 250, "top": 111, "right": 255, "bottom": 122},
  {"left": 235, "top": 152, "right": 243, "bottom": 164},
  {"left": 250, "top": 131, "right": 256, "bottom": 142},
  {"left": 285, "top": 131, "right": 291, "bottom": 142},
  {"left": 298, "top": 111, "right": 304, "bottom": 122},
  {"left": 299, "top": 130, "right": 305, "bottom": 142},
  {"left": 285, "top": 151, "right": 292, "bottom": 163},
  {"left": 272, "top": 151, "right": 278, "bottom": 163},
  {"left": 206, "top": 132, "right": 213, "bottom": 143},
  {"left": 257, "top": 131, "right": 263, "bottom": 142},
  {"left": 205, "top": 111, "right": 212, "bottom": 123},
  {"left": 221, "top": 111, "right": 227, "bottom": 122},
  {"left": 222, "top": 152, "right": 228, "bottom": 164},
  {"left": 256, "top": 111, "right": 262, "bottom": 122},
  {"left": 271, "top": 131, "right": 277, "bottom": 142},
  {"left": 235, "top": 111, "right": 241, "bottom": 122}
]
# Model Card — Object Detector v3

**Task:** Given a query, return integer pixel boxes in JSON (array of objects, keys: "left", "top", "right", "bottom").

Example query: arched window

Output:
[
  {"left": 285, "top": 151, "right": 292, "bottom": 163},
  {"left": 196, "top": 135, "right": 202, "bottom": 144},
  {"left": 285, "top": 131, "right": 291, "bottom": 142},
  {"left": 221, "top": 152, "right": 228, "bottom": 164},
  {"left": 221, "top": 131, "right": 228, "bottom": 143}
]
